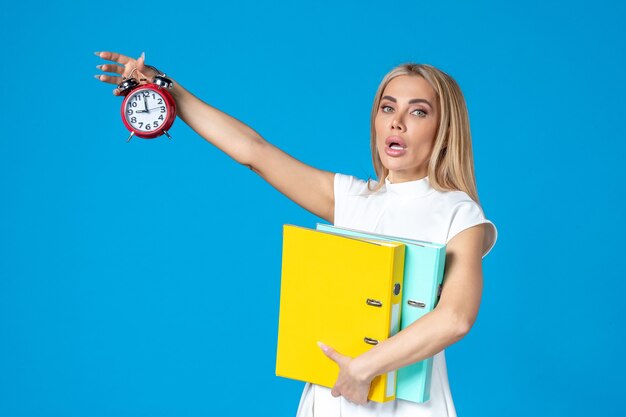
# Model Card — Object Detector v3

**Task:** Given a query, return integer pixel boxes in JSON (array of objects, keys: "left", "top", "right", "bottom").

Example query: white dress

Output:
[{"left": 295, "top": 173, "right": 498, "bottom": 417}]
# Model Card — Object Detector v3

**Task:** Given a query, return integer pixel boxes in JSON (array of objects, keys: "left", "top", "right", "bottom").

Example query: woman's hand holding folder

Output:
[{"left": 318, "top": 341, "right": 373, "bottom": 405}]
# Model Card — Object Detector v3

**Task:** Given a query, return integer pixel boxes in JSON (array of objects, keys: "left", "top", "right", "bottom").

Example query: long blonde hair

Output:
[{"left": 369, "top": 64, "right": 480, "bottom": 203}]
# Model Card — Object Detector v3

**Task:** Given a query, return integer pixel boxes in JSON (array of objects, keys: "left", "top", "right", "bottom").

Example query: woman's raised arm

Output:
[{"left": 95, "top": 51, "right": 335, "bottom": 222}]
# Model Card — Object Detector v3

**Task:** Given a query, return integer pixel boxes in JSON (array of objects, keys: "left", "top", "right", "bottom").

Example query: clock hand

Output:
[{"left": 144, "top": 95, "right": 149, "bottom": 112}]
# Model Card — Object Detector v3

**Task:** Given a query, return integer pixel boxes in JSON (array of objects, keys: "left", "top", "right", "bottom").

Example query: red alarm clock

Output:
[{"left": 118, "top": 70, "right": 176, "bottom": 141}]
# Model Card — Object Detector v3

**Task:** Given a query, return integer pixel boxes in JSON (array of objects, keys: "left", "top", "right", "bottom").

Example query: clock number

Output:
[
  {"left": 153, "top": 121, "right": 159, "bottom": 128},
  {"left": 131, "top": 101, "right": 138, "bottom": 108},
  {"left": 138, "top": 122, "right": 143, "bottom": 128},
  {"left": 134, "top": 94, "right": 142, "bottom": 101},
  {"left": 146, "top": 124, "right": 152, "bottom": 131},
  {"left": 157, "top": 98, "right": 163, "bottom": 105},
  {"left": 158, "top": 115, "right": 164, "bottom": 121},
  {"left": 143, "top": 91, "right": 150, "bottom": 97},
  {"left": 127, "top": 109, "right": 134, "bottom": 115},
  {"left": 130, "top": 117, "right": 137, "bottom": 123},
  {"left": 160, "top": 106, "right": 166, "bottom": 113}
]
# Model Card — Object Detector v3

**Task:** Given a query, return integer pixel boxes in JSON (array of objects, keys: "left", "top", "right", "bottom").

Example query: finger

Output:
[
  {"left": 355, "top": 392, "right": 369, "bottom": 405},
  {"left": 94, "top": 73, "right": 123, "bottom": 86},
  {"left": 331, "top": 386, "right": 341, "bottom": 398},
  {"left": 135, "top": 52, "right": 150, "bottom": 79},
  {"left": 93, "top": 74, "right": 124, "bottom": 95},
  {"left": 136, "top": 51, "right": 145, "bottom": 67},
  {"left": 96, "top": 63, "right": 124, "bottom": 75},
  {"left": 318, "top": 342, "right": 348, "bottom": 365},
  {"left": 95, "top": 51, "right": 133, "bottom": 65},
  {"left": 135, "top": 52, "right": 158, "bottom": 80},
  {"left": 317, "top": 341, "right": 334, "bottom": 360}
]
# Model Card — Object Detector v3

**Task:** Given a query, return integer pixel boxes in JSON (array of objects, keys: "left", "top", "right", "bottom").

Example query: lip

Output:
[
  {"left": 385, "top": 136, "right": 407, "bottom": 148},
  {"left": 384, "top": 146, "right": 407, "bottom": 157},
  {"left": 383, "top": 136, "right": 407, "bottom": 157}
]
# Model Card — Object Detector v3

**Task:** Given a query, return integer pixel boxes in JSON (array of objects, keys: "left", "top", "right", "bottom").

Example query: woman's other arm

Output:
[
  {"left": 321, "top": 223, "right": 486, "bottom": 403},
  {"left": 95, "top": 51, "right": 335, "bottom": 223}
]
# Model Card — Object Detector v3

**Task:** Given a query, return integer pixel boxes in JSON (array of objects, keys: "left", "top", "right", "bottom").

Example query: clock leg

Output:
[
  {"left": 163, "top": 130, "right": 172, "bottom": 140},
  {"left": 126, "top": 131, "right": 135, "bottom": 142}
]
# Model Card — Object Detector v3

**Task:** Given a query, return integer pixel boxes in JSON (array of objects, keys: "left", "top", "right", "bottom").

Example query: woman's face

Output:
[{"left": 374, "top": 75, "right": 439, "bottom": 183}]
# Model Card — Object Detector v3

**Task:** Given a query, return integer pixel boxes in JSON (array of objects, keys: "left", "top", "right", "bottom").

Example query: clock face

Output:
[{"left": 124, "top": 88, "right": 169, "bottom": 133}]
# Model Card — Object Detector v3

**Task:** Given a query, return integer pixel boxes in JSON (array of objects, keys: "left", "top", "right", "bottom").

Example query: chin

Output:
[{"left": 380, "top": 157, "right": 409, "bottom": 172}]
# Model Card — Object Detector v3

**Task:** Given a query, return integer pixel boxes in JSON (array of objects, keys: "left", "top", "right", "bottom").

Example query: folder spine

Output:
[
  {"left": 433, "top": 250, "right": 446, "bottom": 308},
  {"left": 383, "top": 244, "right": 405, "bottom": 401}
]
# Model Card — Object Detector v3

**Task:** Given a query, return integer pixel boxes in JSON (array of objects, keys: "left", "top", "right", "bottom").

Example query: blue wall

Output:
[{"left": 1, "top": 1, "right": 624, "bottom": 416}]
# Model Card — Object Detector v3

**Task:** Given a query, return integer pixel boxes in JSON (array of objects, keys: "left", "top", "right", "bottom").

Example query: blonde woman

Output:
[{"left": 95, "top": 51, "right": 497, "bottom": 417}]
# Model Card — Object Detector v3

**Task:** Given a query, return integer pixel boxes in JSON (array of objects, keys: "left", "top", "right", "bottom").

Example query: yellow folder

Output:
[{"left": 275, "top": 225, "right": 405, "bottom": 403}]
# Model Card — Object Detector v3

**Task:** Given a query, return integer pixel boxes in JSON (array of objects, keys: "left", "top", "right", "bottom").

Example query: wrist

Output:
[
  {"left": 143, "top": 64, "right": 181, "bottom": 98},
  {"left": 169, "top": 80, "right": 181, "bottom": 99},
  {"left": 350, "top": 355, "right": 376, "bottom": 383}
]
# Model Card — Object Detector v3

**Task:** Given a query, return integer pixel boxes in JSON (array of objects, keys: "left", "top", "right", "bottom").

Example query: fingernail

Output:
[
  {"left": 96, "top": 65, "right": 102, "bottom": 70},
  {"left": 317, "top": 341, "right": 327, "bottom": 351},
  {"left": 94, "top": 74, "right": 101, "bottom": 80},
  {"left": 140, "top": 51, "right": 145, "bottom": 60},
  {"left": 94, "top": 51, "right": 101, "bottom": 56}
]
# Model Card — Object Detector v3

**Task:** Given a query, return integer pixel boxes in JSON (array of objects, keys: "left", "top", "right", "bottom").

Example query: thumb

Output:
[
  {"left": 317, "top": 341, "right": 345, "bottom": 364},
  {"left": 137, "top": 51, "right": 146, "bottom": 72}
]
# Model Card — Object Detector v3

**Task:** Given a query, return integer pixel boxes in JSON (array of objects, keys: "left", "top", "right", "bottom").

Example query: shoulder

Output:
[
  {"left": 434, "top": 189, "right": 498, "bottom": 258},
  {"left": 434, "top": 188, "right": 477, "bottom": 206},
  {"left": 334, "top": 173, "right": 375, "bottom": 196},
  {"left": 332, "top": 173, "right": 385, "bottom": 230}
]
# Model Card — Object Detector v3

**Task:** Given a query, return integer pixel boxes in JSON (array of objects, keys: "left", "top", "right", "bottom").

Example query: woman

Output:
[{"left": 95, "top": 51, "right": 497, "bottom": 416}]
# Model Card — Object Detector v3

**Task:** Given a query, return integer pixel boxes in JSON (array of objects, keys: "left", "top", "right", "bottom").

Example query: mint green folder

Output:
[{"left": 316, "top": 223, "right": 446, "bottom": 403}]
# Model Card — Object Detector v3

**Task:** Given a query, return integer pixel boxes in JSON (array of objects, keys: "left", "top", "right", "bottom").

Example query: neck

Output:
[{"left": 387, "top": 169, "right": 428, "bottom": 184}]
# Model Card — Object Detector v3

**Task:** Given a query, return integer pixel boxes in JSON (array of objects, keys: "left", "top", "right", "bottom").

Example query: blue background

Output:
[{"left": 1, "top": 1, "right": 625, "bottom": 416}]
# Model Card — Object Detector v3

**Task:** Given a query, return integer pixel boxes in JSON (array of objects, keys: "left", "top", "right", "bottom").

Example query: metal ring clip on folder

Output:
[
  {"left": 364, "top": 299, "right": 383, "bottom": 345},
  {"left": 407, "top": 300, "right": 426, "bottom": 308},
  {"left": 364, "top": 337, "right": 379, "bottom": 345},
  {"left": 366, "top": 299, "right": 383, "bottom": 307}
]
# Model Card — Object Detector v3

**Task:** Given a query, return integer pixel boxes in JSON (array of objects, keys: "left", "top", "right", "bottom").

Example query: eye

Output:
[
  {"left": 412, "top": 109, "right": 427, "bottom": 117},
  {"left": 381, "top": 105, "right": 394, "bottom": 113}
]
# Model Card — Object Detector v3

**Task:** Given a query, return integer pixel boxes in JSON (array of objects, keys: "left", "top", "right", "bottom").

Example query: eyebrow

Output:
[{"left": 381, "top": 95, "right": 434, "bottom": 109}]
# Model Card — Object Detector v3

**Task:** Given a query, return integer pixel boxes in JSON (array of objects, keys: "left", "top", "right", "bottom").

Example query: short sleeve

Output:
[
  {"left": 334, "top": 173, "right": 355, "bottom": 199},
  {"left": 447, "top": 201, "right": 498, "bottom": 258},
  {"left": 333, "top": 173, "right": 371, "bottom": 225}
]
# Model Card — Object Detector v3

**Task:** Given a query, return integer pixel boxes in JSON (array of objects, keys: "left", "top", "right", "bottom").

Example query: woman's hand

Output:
[
  {"left": 318, "top": 342, "right": 374, "bottom": 405},
  {"left": 94, "top": 51, "right": 159, "bottom": 96}
]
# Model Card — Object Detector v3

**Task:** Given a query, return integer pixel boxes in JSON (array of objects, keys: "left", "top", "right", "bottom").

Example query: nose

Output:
[{"left": 391, "top": 117, "right": 405, "bottom": 132}]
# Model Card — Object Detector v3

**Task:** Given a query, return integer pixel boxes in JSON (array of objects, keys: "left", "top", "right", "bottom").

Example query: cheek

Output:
[
  {"left": 411, "top": 120, "right": 438, "bottom": 144},
  {"left": 373, "top": 118, "right": 381, "bottom": 135},
  {"left": 426, "top": 117, "right": 439, "bottom": 136},
  {"left": 373, "top": 121, "right": 383, "bottom": 146}
]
